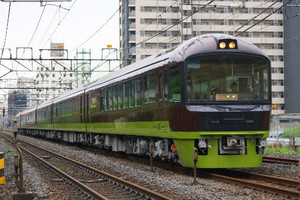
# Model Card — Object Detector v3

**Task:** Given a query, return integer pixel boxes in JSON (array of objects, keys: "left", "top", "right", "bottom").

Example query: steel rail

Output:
[
  {"left": 263, "top": 156, "right": 299, "bottom": 166},
  {"left": 221, "top": 169, "right": 299, "bottom": 188},
  {"left": 20, "top": 146, "right": 109, "bottom": 200},
  {"left": 205, "top": 172, "right": 300, "bottom": 199},
  {"left": 1, "top": 132, "right": 172, "bottom": 200}
]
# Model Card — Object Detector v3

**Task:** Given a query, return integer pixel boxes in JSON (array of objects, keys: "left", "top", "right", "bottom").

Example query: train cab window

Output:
[
  {"left": 185, "top": 54, "right": 270, "bottom": 102},
  {"left": 143, "top": 73, "right": 155, "bottom": 104},
  {"left": 169, "top": 66, "right": 181, "bottom": 101}
]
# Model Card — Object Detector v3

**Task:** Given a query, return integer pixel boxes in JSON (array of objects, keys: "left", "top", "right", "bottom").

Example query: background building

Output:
[
  {"left": 7, "top": 90, "right": 27, "bottom": 127},
  {"left": 120, "top": 0, "right": 285, "bottom": 115},
  {"left": 283, "top": 0, "right": 300, "bottom": 114},
  {"left": 6, "top": 77, "right": 35, "bottom": 127},
  {"left": 35, "top": 43, "right": 75, "bottom": 104}
]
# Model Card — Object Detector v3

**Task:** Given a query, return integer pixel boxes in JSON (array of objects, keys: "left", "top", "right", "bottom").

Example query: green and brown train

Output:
[{"left": 16, "top": 34, "right": 271, "bottom": 168}]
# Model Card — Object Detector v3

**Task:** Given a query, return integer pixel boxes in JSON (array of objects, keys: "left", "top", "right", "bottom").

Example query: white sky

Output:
[
  {"left": 0, "top": 0, "right": 119, "bottom": 57},
  {"left": 0, "top": 0, "right": 119, "bottom": 97}
]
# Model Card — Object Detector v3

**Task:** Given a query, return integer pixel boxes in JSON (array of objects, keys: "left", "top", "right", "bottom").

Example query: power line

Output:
[
  {"left": 134, "top": 0, "right": 180, "bottom": 40},
  {"left": 130, "top": 0, "right": 215, "bottom": 51},
  {"left": 234, "top": 0, "right": 280, "bottom": 34},
  {"left": 26, "top": 4, "right": 47, "bottom": 49},
  {"left": 41, "top": 0, "right": 78, "bottom": 49},
  {"left": 236, "top": 0, "right": 293, "bottom": 37},
  {"left": 36, "top": 4, "right": 61, "bottom": 51},
  {"left": 70, "top": 0, "right": 127, "bottom": 52},
  {"left": 0, "top": 2, "right": 12, "bottom": 65}
]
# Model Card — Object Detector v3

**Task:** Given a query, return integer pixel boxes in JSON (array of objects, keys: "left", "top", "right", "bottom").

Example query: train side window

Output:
[
  {"left": 143, "top": 73, "right": 155, "bottom": 104},
  {"left": 129, "top": 80, "right": 135, "bottom": 108},
  {"left": 134, "top": 78, "right": 141, "bottom": 107},
  {"left": 164, "top": 69, "right": 168, "bottom": 100},
  {"left": 55, "top": 106, "right": 58, "bottom": 117},
  {"left": 108, "top": 87, "right": 113, "bottom": 110},
  {"left": 105, "top": 89, "right": 109, "bottom": 111},
  {"left": 169, "top": 66, "right": 181, "bottom": 101},
  {"left": 100, "top": 89, "right": 106, "bottom": 111},
  {"left": 118, "top": 84, "right": 123, "bottom": 109},
  {"left": 123, "top": 82, "right": 129, "bottom": 109},
  {"left": 113, "top": 86, "right": 118, "bottom": 110}
]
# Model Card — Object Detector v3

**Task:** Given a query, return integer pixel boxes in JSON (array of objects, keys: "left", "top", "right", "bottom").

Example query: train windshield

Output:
[{"left": 185, "top": 54, "right": 270, "bottom": 102}]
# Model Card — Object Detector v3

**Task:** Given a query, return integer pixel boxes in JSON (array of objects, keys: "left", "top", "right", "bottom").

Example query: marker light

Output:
[
  {"left": 229, "top": 41, "right": 236, "bottom": 49},
  {"left": 219, "top": 42, "right": 226, "bottom": 49},
  {"left": 272, "top": 104, "right": 278, "bottom": 109},
  {"left": 218, "top": 39, "right": 238, "bottom": 49}
]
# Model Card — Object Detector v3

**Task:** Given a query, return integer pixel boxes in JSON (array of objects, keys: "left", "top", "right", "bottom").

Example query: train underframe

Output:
[
  {"left": 18, "top": 128, "right": 268, "bottom": 168},
  {"left": 19, "top": 128, "right": 178, "bottom": 162}
]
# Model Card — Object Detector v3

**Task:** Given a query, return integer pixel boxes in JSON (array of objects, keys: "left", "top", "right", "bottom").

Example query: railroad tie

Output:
[{"left": 0, "top": 152, "right": 4, "bottom": 185}]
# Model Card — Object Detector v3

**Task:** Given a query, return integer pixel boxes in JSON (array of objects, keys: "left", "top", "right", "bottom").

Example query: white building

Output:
[
  {"left": 119, "top": 0, "right": 284, "bottom": 115},
  {"left": 35, "top": 60, "right": 75, "bottom": 104}
]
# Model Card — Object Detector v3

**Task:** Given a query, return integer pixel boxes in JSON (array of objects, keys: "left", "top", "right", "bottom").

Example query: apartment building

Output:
[
  {"left": 283, "top": 0, "right": 300, "bottom": 114},
  {"left": 120, "top": 0, "right": 285, "bottom": 115},
  {"left": 35, "top": 61, "right": 75, "bottom": 104}
]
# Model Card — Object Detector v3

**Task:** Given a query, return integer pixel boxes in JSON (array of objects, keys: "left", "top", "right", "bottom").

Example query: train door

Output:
[{"left": 156, "top": 69, "right": 166, "bottom": 132}]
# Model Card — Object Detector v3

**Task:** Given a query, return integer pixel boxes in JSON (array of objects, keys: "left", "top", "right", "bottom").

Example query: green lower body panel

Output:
[{"left": 174, "top": 138, "right": 263, "bottom": 168}]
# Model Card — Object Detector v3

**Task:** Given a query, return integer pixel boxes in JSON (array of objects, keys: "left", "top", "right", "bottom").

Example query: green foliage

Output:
[
  {"left": 265, "top": 143, "right": 300, "bottom": 155},
  {"left": 5, "top": 149, "right": 12, "bottom": 154},
  {"left": 280, "top": 126, "right": 300, "bottom": 138}
]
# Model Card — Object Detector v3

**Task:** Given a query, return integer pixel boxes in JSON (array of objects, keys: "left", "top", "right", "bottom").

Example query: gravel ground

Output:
[{"left": 0, "top": 133, "right": 299, "bottom": 200}]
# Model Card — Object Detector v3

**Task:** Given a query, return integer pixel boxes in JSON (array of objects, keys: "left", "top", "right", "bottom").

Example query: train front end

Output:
[{"left": 171, "top": 35, "right": 271, "bottom": 168}]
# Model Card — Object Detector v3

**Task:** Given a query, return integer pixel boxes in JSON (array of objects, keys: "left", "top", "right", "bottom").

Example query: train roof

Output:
[
  {"left": 85, "top": 50, "right": 172, "bottom": 92},
  {"left": 19, "top": 105, "right": 37, "bottom": 115},
  {"left": 36, "top": 98, "right": 54, "bottom": 110},
  {"left": 85, "top": 34, "right": 268, "bottom": 92},
  {"left": 52, "top": 86, "right": 84, "bottom": 104},
  {"left": 20, "top": 34, "right": 269, "bottom": 112}
]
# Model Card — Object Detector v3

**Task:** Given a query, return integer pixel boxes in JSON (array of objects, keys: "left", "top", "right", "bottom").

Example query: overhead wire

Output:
[
  {"left": 26, "top": 4, "right": 47, "bottom": 49},
  {"left": 36, "top": 3, "right": 62, "bottom": 51},
  {"left": 114, "top": 0, "right": 215, "bottom": 68},
  {"left": 236, "top": 0, "right": 293, "bottom": 36},
  {"left": 41, "top": 0, "right": 78, "bottom": 49},
  {"left": 70, "top": 0, "right": 127, "bottom": 52},
  {"left": 0, "top": 2, "right": 12, "bottom": 65},
  {"left": 128, "top": 0, "right": 215, "bottom": 51},
  {"left": 234, "top": 0, "right": 280, "bottom": 34},
  {"left": 132, "top": 0, "right": 180, "bottom": 56}
]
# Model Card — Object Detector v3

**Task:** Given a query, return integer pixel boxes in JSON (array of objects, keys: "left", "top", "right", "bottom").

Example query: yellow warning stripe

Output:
[
  {"left": 0, "top": 152, "right": 4, "bottom": 185},
  {"left": 0, "top": 158, "right": 3, "bottom": 169}
]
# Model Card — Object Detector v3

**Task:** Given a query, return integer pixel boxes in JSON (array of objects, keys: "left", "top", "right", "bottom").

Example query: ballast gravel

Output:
[{"left": 0, "top": 133, "right": 298, "bottom": 200}]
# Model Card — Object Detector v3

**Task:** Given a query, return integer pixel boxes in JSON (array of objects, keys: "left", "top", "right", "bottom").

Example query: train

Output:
[{"left": 15, "top": 34, "right": 271, "bottom": 168}]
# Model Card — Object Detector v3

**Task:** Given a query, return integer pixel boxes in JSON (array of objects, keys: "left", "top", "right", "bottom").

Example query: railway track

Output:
[
  {"left": 2, "top": 131, "right": 299, "bottom": 199},
  {"left": 263, "top": 155, "right": 299, "bottom": 166},
  {"left": 203, "top": 169, "right": 300, "bottom": 200},
  {"left": 1, "top": 133, "right": 171, "bottom": 200}
]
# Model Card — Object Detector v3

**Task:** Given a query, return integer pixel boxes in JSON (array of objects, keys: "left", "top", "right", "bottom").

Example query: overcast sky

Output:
[
  {"left": 0, "top": 0, "right": 119, "bottom": 57},
  {"left": 0, "top": 0, "right": 119, "bottom": 96}
]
